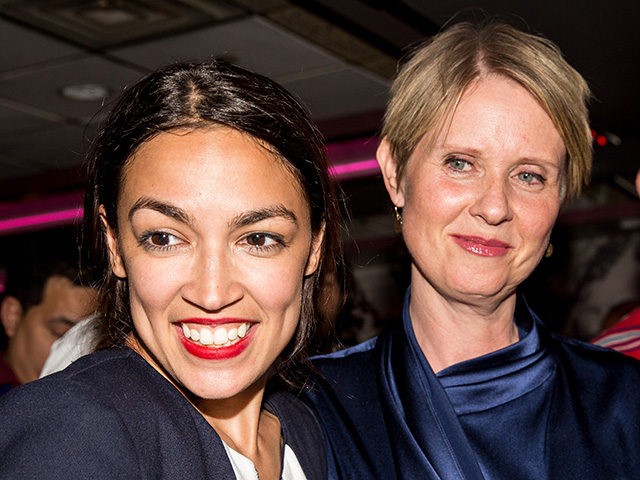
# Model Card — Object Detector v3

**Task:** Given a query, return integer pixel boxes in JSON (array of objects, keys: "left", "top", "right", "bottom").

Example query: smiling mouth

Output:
[
  {"left": 181, "top": 322, "right": 252, "bottom": 348},
  {"left": 452, "top": 235, "right": 511, "bottom": 257}
]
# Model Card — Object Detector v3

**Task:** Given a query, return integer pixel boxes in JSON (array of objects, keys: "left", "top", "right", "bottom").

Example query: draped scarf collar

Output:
[
  {"left": 437, "top": 298, "right": 553, "bottom": 416},
  {"left": 375, "top": 290, "right": 552, "bottom": 479}
]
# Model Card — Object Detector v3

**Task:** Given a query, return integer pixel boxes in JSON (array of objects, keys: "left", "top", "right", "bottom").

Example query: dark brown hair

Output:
[{"left": 82, "top": 60, "right": 344, "bottom": 387}]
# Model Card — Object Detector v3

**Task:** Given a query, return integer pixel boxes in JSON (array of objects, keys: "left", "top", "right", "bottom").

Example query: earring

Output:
[
  {"left": 545, "top": 243, "right": 554, "bottom": 258},
  {"left": 394, "top": 205, "right": 403, "bottom": 232}
]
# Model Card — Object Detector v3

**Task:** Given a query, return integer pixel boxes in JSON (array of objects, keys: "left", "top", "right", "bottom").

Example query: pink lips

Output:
[{"left": 452, "top": 235, "right": 511, "bottom": 257}]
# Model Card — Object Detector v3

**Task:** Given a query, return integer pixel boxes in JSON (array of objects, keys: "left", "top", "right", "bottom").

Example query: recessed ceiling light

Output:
[{"left": 59, "top": 83, "right": 111, "bottom": 102}]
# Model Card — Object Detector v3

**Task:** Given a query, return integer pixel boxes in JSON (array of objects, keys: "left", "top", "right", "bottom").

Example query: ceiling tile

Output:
[
  {"left": 0, "top": 56, "right": 145, "bottom": 121},
  {"left": 0, "top": 103, "right": 55, "bottom": 135},
  {"left": 110, "top": 16, "right": 340, "bottom": 77},
  {"left": 282, "top": 66, "right": 388, "bottom": 121},
  {"left": 0, "top": 17, "right": 81, "bottom": 74}
]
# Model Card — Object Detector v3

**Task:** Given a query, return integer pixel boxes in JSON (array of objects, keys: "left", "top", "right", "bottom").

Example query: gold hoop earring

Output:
[
  {"left": 545, "top": 243, "right": 554, "bottom": 258},
  {"left": 394, "top": 205, "right": 403, "bottom": 232}
]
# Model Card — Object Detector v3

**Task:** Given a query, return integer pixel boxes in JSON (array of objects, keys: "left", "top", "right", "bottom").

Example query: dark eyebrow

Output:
[
  {"left": 230, "top": 205, "right": 298, "bottom": 228},
  {"left": 129, "top": 197, "right": 193, "bottom": 225},
  {"left": 129, "top": 198, "right": 297, "bottom": 229}
]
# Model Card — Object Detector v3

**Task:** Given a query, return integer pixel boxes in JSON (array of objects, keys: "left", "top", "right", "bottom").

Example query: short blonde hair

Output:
[{"left": 381, "top": 20, "right": 592, "bottom": 199}]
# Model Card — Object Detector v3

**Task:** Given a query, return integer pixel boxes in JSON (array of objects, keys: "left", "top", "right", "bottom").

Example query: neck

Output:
[
  {"left": 197, "top": 381, "right": 282, "bottom": 480},
  {"left": 197, "top": 383, "right": 265, "bottom": 454},
  {"left": 4, "top": 347, "right": 35, "bottom": 384},
  {"left": 126, "top": 334, "right": 282, "bottom": 479},
  {"left": 409, "top": 282, "right": 519, "bottom": 373}
]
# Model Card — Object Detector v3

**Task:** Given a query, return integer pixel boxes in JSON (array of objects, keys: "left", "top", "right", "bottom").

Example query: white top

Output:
[
  {"left": 223, "top": 442, "right": 307, "bottom": 480},
  {"left": 40, "top": 315, "right": 99, "bottom": 377}
]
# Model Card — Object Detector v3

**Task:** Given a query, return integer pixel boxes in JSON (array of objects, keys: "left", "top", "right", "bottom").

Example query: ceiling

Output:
[{"left": 0, "top": 0, "right": 638, "bottom": 235}]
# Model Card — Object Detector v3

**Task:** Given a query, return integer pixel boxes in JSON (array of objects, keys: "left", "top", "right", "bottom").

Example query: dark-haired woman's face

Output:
[{"left": 103, "top": 127, "right": 322, "bottom": 401}]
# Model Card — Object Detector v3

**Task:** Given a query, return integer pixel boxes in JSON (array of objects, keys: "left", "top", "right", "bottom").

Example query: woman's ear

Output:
[
  {"left": 99, "top": 206, "right": 127, "bottom": 279},
  {"left": 376, "top": 138, "right": 405, "bottom": 208},
  {"left": 304, "top": 222, "right": 326, "bottom": 277}
]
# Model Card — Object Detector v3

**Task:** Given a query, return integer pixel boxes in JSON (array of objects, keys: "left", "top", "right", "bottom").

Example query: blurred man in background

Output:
[{"left": 0, "top": 232, "right": 96, "bottom": 394}]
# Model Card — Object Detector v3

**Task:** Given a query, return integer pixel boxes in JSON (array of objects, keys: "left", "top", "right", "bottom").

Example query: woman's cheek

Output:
[
  {"left": 248, "top": 260, "right": 306, "bottom": 312},
  {"left": 127, "top": 258, "right": 186, "bottom": 310}
]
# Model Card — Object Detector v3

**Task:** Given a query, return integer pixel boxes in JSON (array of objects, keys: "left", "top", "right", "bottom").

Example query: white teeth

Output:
[
  {"left": 199, "top": 328, "right": 214, "bottom": 345},
  {"left": 238, "top": 323, "right": 248, "bottom": 338},
  {"left": 228, "top": 328, "right": 238, "bottom": 341},
  {"left": 213, "top": 328, "right": 228, "bottom": 345},
  {"left": 182, "top": 322, "right": 251, "bottom": 347}
]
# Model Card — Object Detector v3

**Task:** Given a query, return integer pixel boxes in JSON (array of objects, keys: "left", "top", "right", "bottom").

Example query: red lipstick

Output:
[
  {"left": 177, "top": 318, "right": 255, "bottom": 360},
  {"left": 452, "top": 235, "right": 511, "bottom": 257}
]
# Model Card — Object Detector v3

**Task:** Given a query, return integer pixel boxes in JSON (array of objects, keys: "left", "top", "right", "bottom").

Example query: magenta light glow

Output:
[
  {"left": 0, "top": 158, "right": 380, "bottom": 235},
  {"left": 0, "top": 139, "right": 383, "bottom": 235},
  {"left": 329, "top": 158, "right": 380, "bottom": 179},
  {"left": 0, "top": 207, "right": 83, "bottom": 235},
  {"left": 0, "top": 158, "right": 382, "bottom": 234}
]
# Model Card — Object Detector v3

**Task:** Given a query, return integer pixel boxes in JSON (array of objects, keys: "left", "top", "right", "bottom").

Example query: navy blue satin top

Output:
[
  {"left": 306, "top": 291, "right": 640, "bottom": 479},
  {"left": 433, "top": 301, "right": 554, "bottom": 479}
]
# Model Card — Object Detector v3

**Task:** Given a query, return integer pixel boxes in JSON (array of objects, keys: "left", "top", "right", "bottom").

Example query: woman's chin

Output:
[{"left": 437, "top": 278, "right": 514, "bottom": 305}]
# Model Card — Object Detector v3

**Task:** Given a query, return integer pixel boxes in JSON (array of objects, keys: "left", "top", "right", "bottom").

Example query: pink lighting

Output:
[
  {"left": 329, "top": 159, "right": 380, "bottom": 179},
  {"left": 325, "top": 136, "right": 380, "bottom": 181},
  {"left": 0, "top": 137, "right": 383, "bottom": 235},
  {"left": 0, "top": 207, "right": 83, "bottom": 235}
]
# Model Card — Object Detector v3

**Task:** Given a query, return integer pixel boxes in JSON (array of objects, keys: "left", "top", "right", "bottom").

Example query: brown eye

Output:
[
  {"left": 139, "top": 230, "right": 182, "bottom": 251},
  {"left": 247, "top": 233, "right": 267, "bottom": 246},
  {"left": 241, "top": 232, "right": 284, "bottom": 255},
  {"left": 150, "top": 232, "right": 173, "bottom": 246}
]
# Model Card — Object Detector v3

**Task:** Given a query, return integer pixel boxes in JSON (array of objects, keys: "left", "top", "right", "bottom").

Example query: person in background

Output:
[
  {"left": 0, "top": 59, "right": 344, "bottom": 479},
  {"left": 304, "top": 20, "right": 640, "bottom": 479},
  {"left": 0, "top": 239, "right": 96, "bottom": 394},
  {"left": 591, "top": 168, "right": 640, "bottom": 359},
  {"left": 39, "top": 313, "right": 99, "bottom": 377}
]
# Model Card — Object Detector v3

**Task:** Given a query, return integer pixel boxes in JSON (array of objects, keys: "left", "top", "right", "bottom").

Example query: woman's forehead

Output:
[{"left": 117, "top": 128, "right": 311, "bottom": 222}]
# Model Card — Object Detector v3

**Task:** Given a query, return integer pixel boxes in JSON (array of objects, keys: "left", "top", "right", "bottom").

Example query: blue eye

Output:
[
  {"left": 517, "top": 172, "right": 545, "bottom": 184},
  {"left": 445, "top": 157, "right": 470, "bottom": 171}
]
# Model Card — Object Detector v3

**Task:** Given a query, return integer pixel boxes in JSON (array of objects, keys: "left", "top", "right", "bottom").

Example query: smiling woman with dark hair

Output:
[{"left": 0, "top": 60, "right": 344, "bottom": 479}]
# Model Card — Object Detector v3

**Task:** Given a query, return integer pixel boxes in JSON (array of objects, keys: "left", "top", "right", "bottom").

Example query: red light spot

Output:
[
  {"left": 591, "top": 129, "right": 597, "bottom": 139},
  {"left": 596, "top": 135, "right": 607, "bottom": 147}
]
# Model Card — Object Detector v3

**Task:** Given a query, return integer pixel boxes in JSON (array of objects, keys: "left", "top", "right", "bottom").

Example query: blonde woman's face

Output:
[{"left": 379, "top": 75, "right": 566, "bottom": 305}]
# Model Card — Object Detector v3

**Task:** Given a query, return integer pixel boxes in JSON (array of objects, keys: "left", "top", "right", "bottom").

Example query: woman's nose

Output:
[
  {"left": 468, "top": 176, "right": 513, "bottom": 226},
  {"left": 181, "top": 248, "right": 244, "bottom": 312}
]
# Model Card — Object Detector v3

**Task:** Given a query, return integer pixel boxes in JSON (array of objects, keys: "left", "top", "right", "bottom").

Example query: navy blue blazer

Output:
[{"left": 0, "top": 347, "right": 326, "bottom": 479}]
